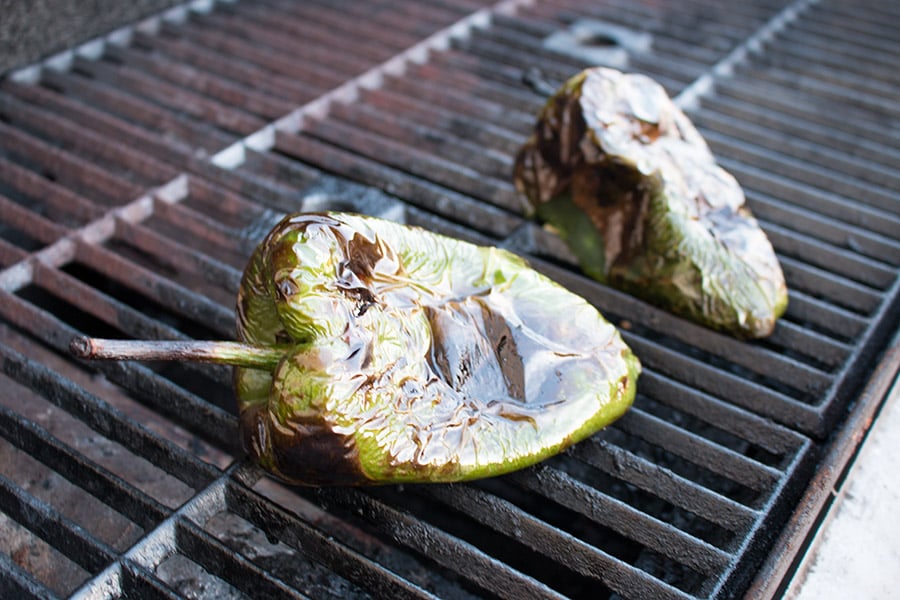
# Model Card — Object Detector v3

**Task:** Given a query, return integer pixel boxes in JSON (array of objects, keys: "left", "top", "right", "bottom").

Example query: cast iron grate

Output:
[{"left": 0, "top": 0, "right": 898, "bottom": 598}]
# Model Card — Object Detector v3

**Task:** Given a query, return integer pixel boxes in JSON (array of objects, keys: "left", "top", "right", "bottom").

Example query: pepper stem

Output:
[{"left": 70, "top": 336, "right": 283, "bottom": 371}]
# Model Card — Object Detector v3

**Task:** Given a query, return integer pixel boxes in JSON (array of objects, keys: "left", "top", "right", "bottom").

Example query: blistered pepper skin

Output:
[
  {"left": 234, "top": 212, "right": 640, "bottom": 486},
  {"left": 514, "top": 68, "right": 788, "bottom": 339}
]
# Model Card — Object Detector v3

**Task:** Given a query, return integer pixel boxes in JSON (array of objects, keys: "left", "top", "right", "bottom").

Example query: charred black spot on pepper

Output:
[
  {"left": 269, "top": 419, "right": 364, "bottom": 486},
  {"left": 355, "top": 299, "right": 375, "bottom": 317},
  {"left": 276, "top": 278, "right": 299, "bottom": 301},
  {"left": 239, "top": 404, "right": 268, "bottom": 463},
  {"left": 344, "top": 232, "right": 383, "bottom": 282},
  {"left": 478, "top": 298, "right": 525, "bottom": 401}
]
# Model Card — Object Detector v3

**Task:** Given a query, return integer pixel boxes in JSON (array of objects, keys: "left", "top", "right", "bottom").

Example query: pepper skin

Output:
[
  {"left": 234, "top": 212, "right": 640, "bottom": 485},
  {"left": 514, "top": 67, "right": 788, "bottom": 339}
]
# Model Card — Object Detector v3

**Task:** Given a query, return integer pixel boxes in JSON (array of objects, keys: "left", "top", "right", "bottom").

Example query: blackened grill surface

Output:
[{"left": 0, "top": 0, "right": 898, "bottom": 599}]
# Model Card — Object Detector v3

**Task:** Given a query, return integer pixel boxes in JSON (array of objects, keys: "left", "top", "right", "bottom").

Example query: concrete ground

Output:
[
  {"left": 0, "top": 0, "right": 181, "bottom": 75},
  {"left": 786, "top": 377, "right": 900, "bottom": 599}
]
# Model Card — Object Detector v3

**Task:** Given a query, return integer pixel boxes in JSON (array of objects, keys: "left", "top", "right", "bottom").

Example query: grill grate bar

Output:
[
  {"left": 0, "top": 194, "right": 69, "bottom": 250},
  {"left": 548, "top": 0, "right": 786, "bottom": 35},
  {"left": 70, "top": 56, "right": 268, "bottom": 137},
  {"left": 713, "top": 77, "right": 898, "bottom": 150},
  {"left": 84, "top": 358, "right": 237, "bottom": 453},
  {"left": 417, "top": 482, "right": 696, "bottom": 600},
  {"left": 748, "top": 51, "right": 899, "bottom": 105},
  {"left": 2, "top": 267, "right": 237, "bottom": 453},
  {"left": 301, "top": 118, "right": 522, "bottom": 213},
  {"left": 626, "top": 338, "right": 817, "bottom": 429},
  {"left": 129, "top": 30, "right": 325, "bottom": 105},
  {"left": 635, "top": 372, "right": 802, "bottom": 456},
  {"left": 509, "top": 465, "right": 733, "bottom": 575},
  {"left": 616, "top": 408, "right": 782, "bottom": 493},
  {"left": 569, "top": 440, "right": 759, "bottom": 534},
  {"left": 68, "top": 470, "right": 229, "bottom": 600},
  {"left": 0, "top": 404, "right": 169, "bottom": 530},
  {"left": 0, "top": 341, "right": 219, "bottom": 491},
  {"left": 273, "top": 131, "right": 523, "bottom": 237},
  {"left": 102, "top": 44, "right": 296, "bottom": 121},
  {"left": 703, "top": 130, "right": 900, "bottom": 217},
  {"left": 112, "top": 219, "right": 243, "bottom": 297},
  {"left": 783, "top": 292, "right": 869, "bottom": 343},
  {"left": 0, "top": 550, "right": 55, "bottom": 600},
  {"left": 223, "top": 2, "right": 404, "bottom": 61},
  {"left": 769, "top": 228, "right": 892, "bottom": 293},
  {"left": 30, "top": 259, "right": 197, "bottom": 344},
  {"left": 172, "top": 517, "right": 307, "bottom": 599},
  {"left": 0, "top": 81, "right": 194, "bottom": 169},
  {"left": 0, "top": 239, "right": 26, "bottom": 267},
  {"left": 319, "top": 486, "right": 567, "bottom": 600},
  {"left": 107, "top": 562, "right": 183, "bottom": 600},
  {"left": 430, "top": 46, "right": 554, "bottom": 101},
  {"left": 191, "top": 12, "right": 375, "bottom": 80},
  {"left": 0, "top": 122, "right": 142, "bottom": 207},
  {"left": 697, "top": 95, "right": 900, "bottom": 175},
  {"left": 161, "top": 20, "right": 346, "bottom": 92},
  {"left": 327, "top": 102, "right": 514, "bottom": 181},
  {"left": 207, "top": 0, "right": 535, "bottom": 167},
  {"left": 486, "top": 21, "right": 702, "bottom": 91},
  {"left": 150, "top": 200, "right": 256, "bottom": 264},
  {"left": 0, "top": 159, "right": 101, "bottom": 226},
  {"left": 255, "top": 0, "right": 425, "bottom": 43},
  {"left": 72, "top": 239, "right": 235, "bottom": 338},
  {"left": 361, "top": 83, "right": 525, "bottom": 153},
  {"left": 224, "top": 481, "right": 439, "bottom": 600},
  {"left": 792, "top": 20, "right": 899, "bottom": 68},
  {"left": 779, "top": 256, "right": 883, "bottom": 315},
  {"left": 38, "top": 69, "right": 234, "bottom": 154},
  {"left": 266, "top": 0, "right": 481, "bottom": 39},
  {"left": 0, "top": 92, "right": 180, "bottom": 189},
  {"left": 719, "top": 157, "right": 900, "bottom": 239},
  {"left": 0, "top": 474, "right": 117, "bottom": 574},
  {"left": 766, "top": 320, "right": 853, "bottom": 371},
  {"left": 694, "top": 108, "right": 900, "bottom": 192},
  {"left": 407, "top": 60, "right": 544, "bottom": 115},
  {"left": 747, "top": 191, "right": 900, "bottom": 269},
  {"left": 368, "top": 73, "right": 533, "bottom": 132},
  {"left": 527, "top": 0, "right": 801, "bottom": 100},
  {"left": 47, "top": 461, "right": 507, "bottom": 600}
]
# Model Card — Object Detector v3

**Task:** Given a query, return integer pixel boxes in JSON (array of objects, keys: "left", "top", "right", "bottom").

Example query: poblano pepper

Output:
[
  {"left": 514, "top": 67, "right": 788, "bottom": 339},
  {"left": 73, "top": 212, "right": 639, "bottom": 486}
]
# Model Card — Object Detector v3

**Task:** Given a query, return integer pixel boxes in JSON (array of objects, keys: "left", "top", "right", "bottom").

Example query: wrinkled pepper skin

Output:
[
  {"left": 235, "top": 212, "right": 639, "bottom": 485},
  {"left": 514, "top": 67, "right": 788, "bottom": 339}
]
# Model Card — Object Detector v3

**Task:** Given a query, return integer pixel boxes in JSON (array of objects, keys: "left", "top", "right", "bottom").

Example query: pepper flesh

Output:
[
  {"left": 514, "top": 67, "right": 788, "bottom": 338},
  {"left": 235, "top": 212, "right": 639, "bottom": 485}
]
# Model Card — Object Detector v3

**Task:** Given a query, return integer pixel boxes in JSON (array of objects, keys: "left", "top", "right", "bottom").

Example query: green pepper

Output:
[
  {"left": 514, "top": 67, "right": 788, "bottom": 339},
  {"left": 73, "top": 212, "right": 639, "bottom": 486}
]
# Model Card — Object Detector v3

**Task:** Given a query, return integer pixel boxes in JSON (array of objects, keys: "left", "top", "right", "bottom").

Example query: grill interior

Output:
[{"left": 1, "top": 0, "right": 898, "bottom": 598}]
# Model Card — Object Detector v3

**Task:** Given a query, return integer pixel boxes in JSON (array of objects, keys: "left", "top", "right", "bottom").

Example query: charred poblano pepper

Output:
[
  {"left": 514, "top": 67, "right": 788, "bottom": 338},
  {"left": 73, "top": 212, "right": 639, "bottom": 486}
]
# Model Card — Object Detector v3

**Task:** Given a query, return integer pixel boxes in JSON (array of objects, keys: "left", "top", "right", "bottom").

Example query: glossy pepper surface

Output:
[
  {"left": 234, "top": 212, "right": 639, "bottom": 485},
  {"left": 514, "top": 67, "right": 788, "bottom": 338}
]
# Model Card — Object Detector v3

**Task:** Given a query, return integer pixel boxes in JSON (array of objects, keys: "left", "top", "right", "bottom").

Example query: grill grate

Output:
[{"left": 1, "top": 0, "right": 898, "bottom": 598}]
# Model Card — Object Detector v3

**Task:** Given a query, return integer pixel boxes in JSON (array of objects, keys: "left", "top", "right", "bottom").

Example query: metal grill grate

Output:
[{"left": 1, "top": 0, "right": 898, "bottom": 598}]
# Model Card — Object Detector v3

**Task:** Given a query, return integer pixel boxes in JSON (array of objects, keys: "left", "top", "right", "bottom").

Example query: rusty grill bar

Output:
[{"left": 0, "top": 0, "right": 898, "bottom": 598}]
